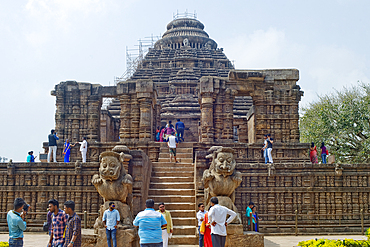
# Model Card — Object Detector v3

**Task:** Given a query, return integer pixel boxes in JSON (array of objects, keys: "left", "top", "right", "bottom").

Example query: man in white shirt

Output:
[
  {"left": 196, "top": 203, "right": 207, "bottom": 247},
  {"left": 167, "top": 131, "right": 178, "bottom": 163},
  {"left": 77, "top": 137, "right": 88, "bottom": 163},
  {"left": 208, "top": 197, "right": 237, "bottom": 247}
]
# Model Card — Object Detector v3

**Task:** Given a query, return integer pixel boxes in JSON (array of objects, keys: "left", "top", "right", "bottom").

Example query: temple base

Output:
[{"left": 226, "top": 224, "right": 264, "bottom": 247}]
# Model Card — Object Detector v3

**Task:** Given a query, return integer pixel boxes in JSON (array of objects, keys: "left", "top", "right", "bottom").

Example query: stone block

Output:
[{"left": 96, "top": 227, "right": 139, "bottom": 247}]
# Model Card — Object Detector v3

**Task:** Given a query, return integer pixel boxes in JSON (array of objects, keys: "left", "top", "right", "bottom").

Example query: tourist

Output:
[
  {"left": 245, "top": 202, "right": 254, "bottom": 231},
  {"left": 321, "top": 142, "right": 327, "bottom": 164},
  {"left": 46, "top": 210, "right": 53, "bottom": 246},
  {"left": 267, "top": 134, "right": 273, "bottom": 164},
  {"left": 133, "top": 199, "right": 167, "bottom": 247},
  {"left": 63, "top": 200, "right": 81, "bottom": 247},
  {"left": 48, "top": 129, "right": 59, "bottom": 162},
  {"left": 155, "top": 127, "right": 161, "bottom": 142},
  {"left": 26, "top": 151, "right": 36, "bottom": 162},
  {"left": 167, "top": 131, "right": 178, "bottom": 163},
  {"left": 251, "top": 206, "right": 260, "bottom": 232},
  {"left": 196, "top": 203, "right": 207, "bottom": 247},
  {"left": 175, "top": 119, "right": 185, "bottom": 142},
  {"left": 7, "top": 198, "right": 27, "bottom": 247},
  {"left": 166, "top": 120, "right": 174, "bottom": 129},
  {"left": 103, "top": 202, "right": 120, "bottom": 247},
  {"left": 157, "top": 202, "right": 173, "bottom": 247},
  {"left": 159, "top": 126, "right": 166, "bottom": 142},
  {"left": 48, "top": 199, "right": 68, "bottom": 247},
  {"left": 63, "top": 139, "right": 75, "bottom": 163},
  {"left": 262, "top": 135, "right": 269, "bottom": 164},
  {"left": 164, "top": 123, "right": 175, "bottom": 141},
  {"left": 200, "top": 206, "right": 212, "bottom": 247},
  {"left": 76, "top": 137, "right": 88, "bottom": 163},
  {"left": 208, "top": 197, "right": 237, "bottom": 247},
  {"left": 310, "top": 142, "right": 318, "bottom": 164}
]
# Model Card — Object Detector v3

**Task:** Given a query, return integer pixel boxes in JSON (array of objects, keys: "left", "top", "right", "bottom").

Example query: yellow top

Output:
[{"left": 158, "top": 210, "right": 173, "bottom": 233}]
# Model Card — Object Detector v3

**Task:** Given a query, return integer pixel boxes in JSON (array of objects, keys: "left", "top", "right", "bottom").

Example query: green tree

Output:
[{"left": 300, "top": 83, "right": 370, "bottom": 163}]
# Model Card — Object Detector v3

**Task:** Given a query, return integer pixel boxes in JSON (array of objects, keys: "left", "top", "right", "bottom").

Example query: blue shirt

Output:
[
  {"left": 175, "top": 121, "right": 185, "bottom": 130},
  {"left": 7, "top": 210, "right": 26, "bottom": 238},
  {"left": 133, "top": 208, "right": 167, "bottom": 244},
  {"left": 245, "top": 207, "right": 252, "bottom": 225},
  {"left": 102, "top": 209, "right": 120, "bottom": 230}
]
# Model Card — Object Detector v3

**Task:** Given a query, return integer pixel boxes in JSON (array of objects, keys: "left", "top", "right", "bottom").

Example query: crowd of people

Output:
[
  {"left": 26, "top": 129, "right": 88, "bottom": 163},
  {"left": 155, "top": 119, "right": 185, "bottom": 143},
  {"left": 310, "top": 142, "right": 328, "bottom": 164},
  {"left": 7, "top": 198, "right": 81, "bottom": 247},
  {"left": 134, "top": 197, "right": 237, "bottom": 247}
]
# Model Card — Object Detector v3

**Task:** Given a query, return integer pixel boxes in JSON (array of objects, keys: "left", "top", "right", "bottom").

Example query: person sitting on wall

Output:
[{"left": 26, "top": 151, "right": 36, "bottom": 162}]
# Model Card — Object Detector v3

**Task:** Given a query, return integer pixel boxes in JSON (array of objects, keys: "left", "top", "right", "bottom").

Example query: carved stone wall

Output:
[
  {"left": 195, "top": 151, "right": 370, "bottom": 234},
  {"left": 198, "top": 70, "right": 303, "bottom": 146},
  {"left": 0, "top": 151, "right": 152, "bottom": 231}
]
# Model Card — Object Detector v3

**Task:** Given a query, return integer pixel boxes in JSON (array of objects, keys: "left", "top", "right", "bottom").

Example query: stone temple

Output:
[{"left": 1, "top": 15, "right": 369, "bottom": 246}]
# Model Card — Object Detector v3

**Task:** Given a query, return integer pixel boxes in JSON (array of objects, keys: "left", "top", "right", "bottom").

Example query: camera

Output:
[{"left": 23, "top": 203, "right": 30, "bottom": 212}]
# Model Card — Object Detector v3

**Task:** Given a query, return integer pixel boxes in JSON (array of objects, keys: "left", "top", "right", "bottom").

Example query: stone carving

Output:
[
  {"left": 203, "top": 146, "right": 242, "bottom": 223},
  {"left": 92, "top": 145, "right": 138, "bottom": 246},
  {"left": 183, "top": 38, "right": 189, "bottom": 47},
  {"left": 335, "top": 164, "right": 343, "bottom": 176},
  {"left": 91, "top": 149, "right": 133, "bottom": 204}
]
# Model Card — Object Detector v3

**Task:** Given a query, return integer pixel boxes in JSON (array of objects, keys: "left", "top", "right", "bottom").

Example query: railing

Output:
[
  {"left": 243, "top": 209, "right": 369, "bottom": 235},
  {"left": 0, "top": 211, "right": 99, "bottom": 229}
]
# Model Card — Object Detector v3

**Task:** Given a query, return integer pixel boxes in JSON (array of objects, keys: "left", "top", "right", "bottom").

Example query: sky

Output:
[{"left": 0, "top": 0, "right": 369, "bottom": 161}]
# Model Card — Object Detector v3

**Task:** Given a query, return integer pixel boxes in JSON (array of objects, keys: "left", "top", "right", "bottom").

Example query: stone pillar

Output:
[
  {"left": 87, "top": 96, "right": 102, "bottom": 142},
  {"left": 131, "top": 94, "right": 140, "bottom": 140},
  {"left": 119, "top": 94, "right": 132, "bottom": 141},
  {"left": 138, "top": 97, "right": 152, "bottom": 140},
  {"left": 222, "top": 88, "right": 235, "bottom": 142},
  {"left": 200, "top": 92, "right": 214, "bottom": 143}
]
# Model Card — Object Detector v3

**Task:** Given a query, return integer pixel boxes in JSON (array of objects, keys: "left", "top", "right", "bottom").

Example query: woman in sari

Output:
[
  {"left": 200, "top": 207, "right": 212, "bottom": 247},
  {"left": 159, "top": 127, "right": 166, "bottom": 142},
  {"left": 63, "top": 139, "right": 75, "bottom": 162},
  {"left": 310, "top": 142, "right": 318, "bottom": 164}
]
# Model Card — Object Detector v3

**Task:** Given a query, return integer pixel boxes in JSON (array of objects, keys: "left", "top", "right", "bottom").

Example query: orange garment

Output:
[{"left": 200, "top": 212, "right": 212, "bottom": 247}]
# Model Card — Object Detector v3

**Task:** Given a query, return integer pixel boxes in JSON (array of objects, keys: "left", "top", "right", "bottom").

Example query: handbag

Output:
[
  {"left": 326, "top": 150, "right": 329, "bottom": 155},
  {"left": 43, "top": 221, "right": 49, "bottom": 232}
]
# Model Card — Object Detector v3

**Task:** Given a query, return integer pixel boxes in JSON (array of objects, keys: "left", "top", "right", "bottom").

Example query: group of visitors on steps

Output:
[{"left": 156, "top": 119, "right": 185, "bottom": 143}]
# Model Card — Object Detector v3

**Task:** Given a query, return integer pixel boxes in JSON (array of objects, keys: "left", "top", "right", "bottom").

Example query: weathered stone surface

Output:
[
  {"left": 203, "top": 146, "right": 242, "bottom": 223},
  {"left": 96, "top": 228, "right": 139, "bottom": 247},
  {"left": 91, "top": 150, "right": 133, "bottom": 204},
  {"left": 226, "top": 229, "right": 264, "bottom": 247}
]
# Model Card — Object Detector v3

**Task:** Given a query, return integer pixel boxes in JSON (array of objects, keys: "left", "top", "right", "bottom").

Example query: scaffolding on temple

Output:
[
  {"left": 173, "top": 9, "right": 197, "bottom": 19},
  {"left": 114, "top": 34, "right": 161, "bottom": 85}
]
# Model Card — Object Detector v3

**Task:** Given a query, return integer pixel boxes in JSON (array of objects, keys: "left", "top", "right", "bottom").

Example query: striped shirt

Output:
[
  {"left": 52, "top": 209, "right": 68, "bottom": 246},
  {"left": 64, "top": 212, "right": 81, "bottom": 247},
  {"left": 133, "top": 208, "right": 167, "bottom": 244}
]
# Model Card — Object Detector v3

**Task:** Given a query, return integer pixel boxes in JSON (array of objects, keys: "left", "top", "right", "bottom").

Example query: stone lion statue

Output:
[
  {"left": 91, "top": 151, "right": 133, "bottom": 204},
  {"left": 203, "top": 146, "right": 242, "bottom": 222}
]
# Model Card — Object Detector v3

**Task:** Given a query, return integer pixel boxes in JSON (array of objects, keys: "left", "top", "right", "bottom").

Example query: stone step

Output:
[
  {"left": 150, "top": 177, "right": 194, "bottom": 183},
  {"left": 154, "top": 202, "right": 195, "bottom": 210},
  {"left": 172, "top": 217, "right": 197, "bottom": 226},
  {"left": 160, "top": 142, "right": 194, "bottom": 148},
  {"left": 159, "top": 153, "right": 193, "bottom": 159},
  {"left": 160, "top": 147, "right": 193, "bottom": 153},
  {"left": 169, "top": 234, "right": 198, "bottom": 245},
  {"left": 148, "top": 188, "right": 195, "bottom": 196},
  {"left": 150, "top": 182, "right": 194, "bottom": 190},
  {"left": 152, "top": 166, "right": 193, "bottom": 172},
  {"left": 158, "top": 158, "right": 193, "bottom": 163},
  {"left": 161, "top": 210, "right": 195, "bottom": 218},
  {"left": 172, "top": 225, "right": 197, "bottom": 235},
  {"left": 151, "top": 171, "right": 194, "bottom": 177},
  {"left": 150, "top": 195, "right": 195, "bottom": 203},
  {"left": 152, "top": 162, "right": 193, "bottom": 168}
]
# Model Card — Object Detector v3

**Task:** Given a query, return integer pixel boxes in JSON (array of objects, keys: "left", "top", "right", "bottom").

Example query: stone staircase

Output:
[{"left": 148, "top": 142, "right": 198, "bottom": 246}]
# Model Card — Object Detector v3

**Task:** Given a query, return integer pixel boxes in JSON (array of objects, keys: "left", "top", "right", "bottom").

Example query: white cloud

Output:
[{"left": 222, "top": 28, "right": 369, "bottom": 107}]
